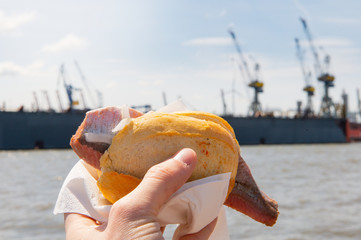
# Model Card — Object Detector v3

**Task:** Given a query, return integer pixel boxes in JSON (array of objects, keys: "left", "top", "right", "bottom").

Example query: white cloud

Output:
[
  {"left": 330, "top": 47, "right": 361, "bottom": 56},
  {"left": 42, "top": 34, "right": 90, "bottom": 53},
  {"left": 137, "top": 79, "right": 165, "bottom": 87},
  {"left": 298, "top": 37, "right": 354, "bottom": 49},
  {"left": 0, "top": 61, "right": 46, "bottom": 77},
  {"left": 219, "top": 9, "right": 227, "bottom": 17},
  {"left": 315, "top": 37, "right": 354, "bottom": 48},
  {"left": 183, "top": 37, "right": 232, "bottom": 46},
  {"left": 0, "top": 61, "right": 23, "bottom": 76},
  {"left": 324, "top": 17, "right": 361, "bottom": 25},
  {"left": 0, "top": 10, "right": 36, "bottom": 34},
  {"left": 104, "top": 81, "right": 118, "bottom": 89}
]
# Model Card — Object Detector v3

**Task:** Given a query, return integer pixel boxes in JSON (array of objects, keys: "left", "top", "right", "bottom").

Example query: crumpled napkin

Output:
[{"left": 54, "top": 160, "right": 230, "bottom": 240}]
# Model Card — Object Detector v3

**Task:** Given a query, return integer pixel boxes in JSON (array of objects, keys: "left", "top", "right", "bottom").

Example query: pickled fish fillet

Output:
[{"left": 70, "top": 106, "right": 143, "bottom": 169}]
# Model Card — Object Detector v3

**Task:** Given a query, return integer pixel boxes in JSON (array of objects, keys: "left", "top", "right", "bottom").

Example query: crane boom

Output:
[
  {"left": 59, "top": 64, "right": 74, "bottom": 109},
  {"left": 42, "top": 90, "right": 53, "bottom": 112},
  {"left": 300, "top": 17, "right": 336, "bottom": 118},
  {"left": 295, "top": 38, "right": 310, "bottom": 86},
  {"left": 300, "top": 18, "right": 323, "bottom": 76},
  {"left": 221, "top": 89, "right": 227, "bottom": 116},
  {"left": 357, "top": 88, "right": 361, "bottom": 116},
  {"left": 33, "top": 92, "right": 39, "bottom": 112},
  {"left": 228, "top": 29, "right": 252, "bottom": 82},
  {"left": 295, "top": 38, "right": 315, "bottom": 117},
  {"left": 74, "top": 61, "right": 96, "bottom": 108},
  {"left": 228, "top": 29, "right": 263, "bottom": 117}
]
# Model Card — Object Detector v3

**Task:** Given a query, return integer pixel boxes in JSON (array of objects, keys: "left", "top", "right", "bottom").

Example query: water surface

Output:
[{"left": 0, "top": 143, "right": 360, "bottom": 239}]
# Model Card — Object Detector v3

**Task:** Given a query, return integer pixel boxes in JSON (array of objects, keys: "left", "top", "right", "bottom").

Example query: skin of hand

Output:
[{"left": 64, "top": 148, "right": 218, "bottom": 240}]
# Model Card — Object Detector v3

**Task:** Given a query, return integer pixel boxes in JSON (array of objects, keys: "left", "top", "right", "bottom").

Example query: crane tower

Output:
[
  {"left": 228, "top": 29, "right": 264, "bottom": 117},
  {"left": 58, "top": 64, "right": 83, "bottom": 111}
]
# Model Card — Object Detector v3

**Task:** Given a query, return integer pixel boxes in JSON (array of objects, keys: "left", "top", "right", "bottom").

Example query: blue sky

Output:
[{"left": 1, "top": 0, "right": 361, "bottom": 115}]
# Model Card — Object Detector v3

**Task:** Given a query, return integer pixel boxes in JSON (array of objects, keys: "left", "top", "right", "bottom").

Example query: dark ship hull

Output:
[
  {"left": 223, "top": 116, "right": 349, "bottom": 145},
  {"left": 0, "top": 111, "right": 85, "bottom": 150},
  {"left": 1, "top": 110, "right": 359, "bottom": 150}
]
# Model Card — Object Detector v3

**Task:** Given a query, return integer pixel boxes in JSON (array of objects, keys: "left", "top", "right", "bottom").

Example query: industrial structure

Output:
[
  {"left": 75, "top": 61, "right": 103, "bottom": 109},
  {"left": 295, "top": 37, "right": 315, "bottom": 117},
  {"left": 357, "top": 88, "right": 361, "bottom": 116},
  {"left": 222, "top": 21, "right": 361, "bottom": 144},
  {"left": 300, "top": 18, "right": 336, "bottom": 118},
  {"left": 58, "top": 64, "right": 83, "bottom": 111},
  {"left": 228, "top": 29, "right": 264, "bottom": 117}
]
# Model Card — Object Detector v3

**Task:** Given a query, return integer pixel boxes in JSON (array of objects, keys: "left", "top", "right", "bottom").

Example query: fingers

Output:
[
  {"left": 179, "top": 217, "right": 218, "bottom": 240},
  {"left": 126, "top": 148, "right": 197, "bottom": 213}
]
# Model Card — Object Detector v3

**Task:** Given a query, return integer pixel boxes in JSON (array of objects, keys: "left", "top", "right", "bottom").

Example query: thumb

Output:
[{"left": 127, "top": 148, "right": 197, "bottom": 213}]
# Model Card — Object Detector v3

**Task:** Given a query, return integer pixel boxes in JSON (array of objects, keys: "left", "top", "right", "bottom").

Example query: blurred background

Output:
[{"left": 1, "top": 0, "right": 361, "bottom": 115}]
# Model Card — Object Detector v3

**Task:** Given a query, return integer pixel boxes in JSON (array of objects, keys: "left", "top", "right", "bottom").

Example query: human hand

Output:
[{"left": 64, "top": 148, "right": 218, "bottom": 240}]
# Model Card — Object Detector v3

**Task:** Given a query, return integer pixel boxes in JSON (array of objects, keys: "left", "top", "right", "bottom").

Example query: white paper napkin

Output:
[{"left": 54, "top": 160, "right": 230, "bottom": 240}]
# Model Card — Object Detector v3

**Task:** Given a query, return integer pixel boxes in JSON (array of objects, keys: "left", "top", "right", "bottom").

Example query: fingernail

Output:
[{"left": 174, "top": 148, "right": 196, "bottom": 166}]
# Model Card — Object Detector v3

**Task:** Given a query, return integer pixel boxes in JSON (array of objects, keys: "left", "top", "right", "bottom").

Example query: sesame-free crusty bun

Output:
[{"left": 97, "top": 111, "right": 240, "bottom": 203}]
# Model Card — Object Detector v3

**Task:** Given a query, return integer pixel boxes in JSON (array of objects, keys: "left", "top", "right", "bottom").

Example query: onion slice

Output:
[{"left": 84, "top": 133, "right": 113, "bottom": 144}]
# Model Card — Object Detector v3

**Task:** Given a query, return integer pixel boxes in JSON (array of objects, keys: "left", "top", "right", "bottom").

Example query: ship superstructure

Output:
[{"left": 228, "top": 29, "right": 264, "bottom": 117}]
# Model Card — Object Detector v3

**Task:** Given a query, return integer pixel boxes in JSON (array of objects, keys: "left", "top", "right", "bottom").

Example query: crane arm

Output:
[
  {"left": 74, "top": 61, "right": 96, "bottom": 108},
  {"left": 228, "top": 29, "right": 252, "bottom": 82},
  {"left": 59, "top": 64, "right": 73, "bottom": 108},
  {"left": 295, "top": 38, "right": 311, "bottom": 86},
  {"left": 300, "top": 18, "right": 323, "bottom": 76},
  {"left": 357, "top": 88, "right": 361, "bottom": 115}
]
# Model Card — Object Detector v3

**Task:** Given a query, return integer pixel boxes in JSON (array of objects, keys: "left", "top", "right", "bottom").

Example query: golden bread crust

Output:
[
  {"left": 174, "top": 111, "right": 237, "bottom": 141},
  {"left": 98, "top": 112, "right": 239, "bottom": 202}
]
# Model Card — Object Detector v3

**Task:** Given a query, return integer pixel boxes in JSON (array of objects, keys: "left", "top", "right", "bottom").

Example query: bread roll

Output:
[{"left": 97, "top": 111, "right": 240, "bottom": 203}]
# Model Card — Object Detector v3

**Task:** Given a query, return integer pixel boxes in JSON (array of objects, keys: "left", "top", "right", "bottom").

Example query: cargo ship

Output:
[
  {"left": 0, "top": 110, "right": 85, "bottom": 149},
  {"left": 1, "top": 100, "right": 360, "bottom": 150}
]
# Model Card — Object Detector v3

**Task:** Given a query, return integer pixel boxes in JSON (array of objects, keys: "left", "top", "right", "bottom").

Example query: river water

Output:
[{"left": 0, "top": 143, "right": 360, "bottom": 240}]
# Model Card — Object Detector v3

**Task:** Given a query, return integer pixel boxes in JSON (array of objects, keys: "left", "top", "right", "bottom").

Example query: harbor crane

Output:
[
  {"left": 58, "top": 64, "right": 82, "bottom": 111},
  {"left": 220, "top": 89, "right": 228, "bottom": 116},
  {"left": 75, "top": 61, "right": 103, "bottom": 108},
  {"left": 42, "top": 90, "right": 54, "bottom": 112},
  {"left": 357, "top": 88, "right": 361, "bottom": 116},
  {"left": 228, "top": 29, "right": 263, "bottom": 117},
  {"left": 300, "top": 17, "right": 336, "bottom": 117},
  {"left": 295, "top": 38, "right": 315, "bottom": 117}
]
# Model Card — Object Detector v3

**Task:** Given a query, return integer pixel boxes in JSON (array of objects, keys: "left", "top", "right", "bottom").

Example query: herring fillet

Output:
[
  {"left": 224, "top": 156, "right": 279, "bottom": 226},
  {"left": 70, "top": 106, "right": 143, "bottom": 169},
  {"left": 70, "top": 106, "right": 279, "bottom": 226}
]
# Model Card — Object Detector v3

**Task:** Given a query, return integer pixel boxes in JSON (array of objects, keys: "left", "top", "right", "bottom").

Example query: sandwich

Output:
[{"left": 70, "top": 106, "right": 279, "bottom": 226}]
